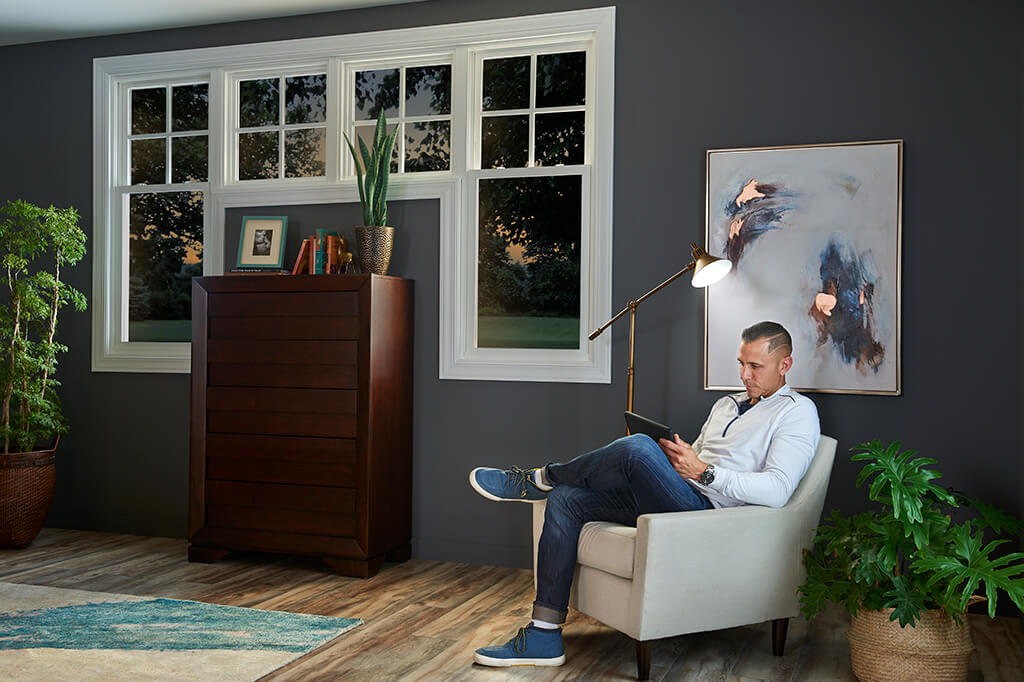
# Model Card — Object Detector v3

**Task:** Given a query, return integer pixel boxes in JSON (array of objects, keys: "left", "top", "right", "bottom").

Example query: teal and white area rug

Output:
[{"left": 0, "top": 581, "right": 361, "bottom": 681}]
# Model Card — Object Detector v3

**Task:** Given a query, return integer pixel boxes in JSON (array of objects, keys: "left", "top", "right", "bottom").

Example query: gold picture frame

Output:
[{"left": 704, "top": 140, "right": 902, "bottom": 395}]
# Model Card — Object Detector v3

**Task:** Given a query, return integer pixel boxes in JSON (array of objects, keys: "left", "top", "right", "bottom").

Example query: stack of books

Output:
[{"left": 292, "top": 229, "right": 354, "bottom": 275}]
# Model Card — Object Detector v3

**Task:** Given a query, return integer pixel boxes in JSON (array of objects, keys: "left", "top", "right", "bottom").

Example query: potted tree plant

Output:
[
  {"left": 799, "top": 439, "right": 1024, "bottom": 682},
  {"left": 343, "top": 110, "right": 402, "bottom": 275},
  {"left": 0, "top": 199, "right": 87, "bottom": 548}
]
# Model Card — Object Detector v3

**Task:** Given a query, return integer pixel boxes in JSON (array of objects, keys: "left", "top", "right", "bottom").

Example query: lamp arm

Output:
[{"left": 588, "top": 260, "right": 697, "bottom": 340}]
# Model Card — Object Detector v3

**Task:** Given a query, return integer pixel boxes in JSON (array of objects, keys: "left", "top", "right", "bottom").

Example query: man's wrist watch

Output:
[{"left": 699, "top": 463, "right": 716, "bottom": 486}]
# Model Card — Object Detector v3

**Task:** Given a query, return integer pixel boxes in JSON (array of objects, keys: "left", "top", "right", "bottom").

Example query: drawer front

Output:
[
  {"left": 206, "top": 339, "right": 357, "bottom": 389},
  {"left": 210, "top": 315, "right": 359, "bottom": 340},
  {"left": 206, "top": 434, "right": 356, "bottom": 486},
  {"left": 208, "top": 363, "right": 356, "bottom": 389},
  {"left": 207, "top": 387, "right": 357, "bottom": 438},
  {"left": 206, "top": 481, "right": 356, "bottom": 537},
  {"left": 208, "top": 291, "right": 358, "bottom": 318}
]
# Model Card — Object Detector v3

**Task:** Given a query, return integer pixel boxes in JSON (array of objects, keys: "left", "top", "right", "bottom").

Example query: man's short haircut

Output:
[{"left": 742, "top": 321, "right": 792, "bottom": 356}]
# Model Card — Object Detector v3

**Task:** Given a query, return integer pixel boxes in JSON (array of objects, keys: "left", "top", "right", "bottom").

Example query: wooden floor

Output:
[{"left": 2, "top": 529, "right": 1022, "bottom": 681}]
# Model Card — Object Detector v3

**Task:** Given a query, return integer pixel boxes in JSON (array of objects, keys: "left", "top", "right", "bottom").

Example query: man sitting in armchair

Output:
[{"left": 468, "top": 321, "right": 820, "bottom": 667}]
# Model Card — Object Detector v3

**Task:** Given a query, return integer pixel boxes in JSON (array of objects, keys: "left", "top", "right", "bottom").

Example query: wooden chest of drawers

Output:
[{"left": 188, "top": 274, "right": 413, "bottom": 577}]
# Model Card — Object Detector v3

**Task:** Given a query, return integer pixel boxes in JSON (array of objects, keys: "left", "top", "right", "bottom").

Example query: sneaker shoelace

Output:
[
  {"left": 505, "top": 466, "right": 534, "bottom": 498},
  {"left": 510, "top": 627, "right": 529, "bottom": 653}
]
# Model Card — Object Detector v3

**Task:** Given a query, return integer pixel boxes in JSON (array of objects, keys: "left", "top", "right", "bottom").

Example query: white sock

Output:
[
  {"left": 531, "top": 618, "right": 559, "bottom": 629},
  {"left": 532, "top": 468, "right": 553, "bottom": 491}
]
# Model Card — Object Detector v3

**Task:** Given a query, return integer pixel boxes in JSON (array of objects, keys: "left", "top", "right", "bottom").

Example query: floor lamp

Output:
[{"left": 589, "top": 242, "right": 732, "bottom": 413}]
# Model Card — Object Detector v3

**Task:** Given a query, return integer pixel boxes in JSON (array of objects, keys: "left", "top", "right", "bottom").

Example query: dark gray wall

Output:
[{"left": 0, "top": 0, "right": 1020, "bottom": 568}]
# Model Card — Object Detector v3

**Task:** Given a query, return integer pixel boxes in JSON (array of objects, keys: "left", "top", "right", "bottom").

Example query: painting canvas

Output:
[{"left": 705, "top": 140, "right": 902, "bottom": 395}]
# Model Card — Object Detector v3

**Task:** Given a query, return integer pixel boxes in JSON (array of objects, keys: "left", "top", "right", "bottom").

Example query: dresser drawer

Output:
[
  {"left": 208, "top": 291, "right": 358, "bottom": 317},
  {"left": 206, "top": 339, "right": 358, "bottom": 389},
  {"left": 206, "top": 481, "right": 356, "bottom": 537},
  {"left": 210, "top": 315, "right": 359, "bottom": 340},
  {"left": 206, "top": 434, "right": 356, "bottom": 486}
]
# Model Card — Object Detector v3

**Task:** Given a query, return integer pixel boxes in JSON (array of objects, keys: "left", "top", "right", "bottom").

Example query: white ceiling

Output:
[{"left": 0, "top": 0, "right": 427, "bottom": 47}]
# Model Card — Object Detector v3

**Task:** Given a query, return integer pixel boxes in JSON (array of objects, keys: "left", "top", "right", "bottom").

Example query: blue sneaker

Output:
[
  {"left": 474, "top": 625, "right": 565, "bottom": 667},
  {"left": 469, "top": 466, "right": 549, "bottom": 502}
]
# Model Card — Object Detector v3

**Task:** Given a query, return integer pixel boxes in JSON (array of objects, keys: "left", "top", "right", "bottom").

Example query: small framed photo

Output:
[{"left": 237, "top": 216, "right": 288, "bottom": 268}]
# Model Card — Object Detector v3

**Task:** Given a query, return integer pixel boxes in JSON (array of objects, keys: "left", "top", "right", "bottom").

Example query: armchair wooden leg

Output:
[
  {"left": 634, "top": 639, "right": 651, "bottom": 680},
  {"left": 771, "top": 617, "right": 789, "bottom": 656}
]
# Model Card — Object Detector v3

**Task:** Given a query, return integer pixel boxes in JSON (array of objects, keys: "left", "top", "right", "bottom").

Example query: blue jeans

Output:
[{"left": 532, "top": 434, "right": 712, "bottom": 624}]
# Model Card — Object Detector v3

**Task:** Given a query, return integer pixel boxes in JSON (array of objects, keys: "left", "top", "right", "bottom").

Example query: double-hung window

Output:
[{"left": 93, "top": 8, "right": 614, "bottom": 381}]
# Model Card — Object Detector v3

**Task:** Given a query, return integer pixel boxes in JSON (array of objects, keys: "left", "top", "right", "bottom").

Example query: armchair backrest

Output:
[
  {"left": 783, "top": 434, "right": 837, "bottom": 558},
  {"left": 785, "top": 434, "right": 837, "bottom": 511}
]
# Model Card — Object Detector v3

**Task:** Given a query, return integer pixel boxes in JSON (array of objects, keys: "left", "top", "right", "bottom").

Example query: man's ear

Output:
[{"left": 780, "top": 355, "right": 793, "bottom": 374}]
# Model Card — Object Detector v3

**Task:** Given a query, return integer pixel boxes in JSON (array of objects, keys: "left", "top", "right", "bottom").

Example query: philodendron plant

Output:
[
  {"left": 343, "top": 110, "right": 402, "bottom": 227},
  {"left": 0, "top": 199, "right": 87, "bottom": 454},
  {"left": 799, "top": 439, "right": 1024, "bottom": 627}
]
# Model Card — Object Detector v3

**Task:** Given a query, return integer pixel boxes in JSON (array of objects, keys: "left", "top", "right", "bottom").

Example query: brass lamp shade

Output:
[{"left": 690, "top": 243, "right": 732, "bottom": 288}]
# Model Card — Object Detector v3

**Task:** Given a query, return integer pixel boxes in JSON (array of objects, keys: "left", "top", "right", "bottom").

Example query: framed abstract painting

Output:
[{"left": 704, "top": 140, "right": 902, "bottom": 395}]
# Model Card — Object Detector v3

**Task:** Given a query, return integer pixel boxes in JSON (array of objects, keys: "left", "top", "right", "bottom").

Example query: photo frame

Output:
[
  {"left": 704, "top": 140, "right": 902, "bottom": 395},
  {"left": 236, "top": 216, "right": 288, "bottom": 269}
]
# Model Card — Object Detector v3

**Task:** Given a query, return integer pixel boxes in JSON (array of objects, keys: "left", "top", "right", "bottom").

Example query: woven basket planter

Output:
[
  {"left": 0, "top": 445, "right": 57, "bottom": 548},
  {"left": 847, "top": 607, "right": 973, "bottom": 682}
]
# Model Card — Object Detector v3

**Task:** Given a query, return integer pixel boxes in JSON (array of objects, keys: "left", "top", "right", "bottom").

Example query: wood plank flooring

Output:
[{"left": 2, "top": 528, "right": 1022, "bottom": 681}]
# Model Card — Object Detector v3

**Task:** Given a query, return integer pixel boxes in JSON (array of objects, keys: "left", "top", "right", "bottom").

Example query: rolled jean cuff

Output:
[{"left": 531, "top": 601, "right": 567, "bottom": 624}]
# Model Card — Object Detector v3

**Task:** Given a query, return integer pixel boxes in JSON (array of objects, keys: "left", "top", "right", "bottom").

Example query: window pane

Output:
[
  {"left": 285, "top": 74, "right": 327, "bottom": 124},
  {"left": 405, "top": 121, "right": 450, "bottom": 172},
  {"left": 481, "top": 116, "right": 528, "bottom": 168},
  {"left": 285, "top": 129, "right": 326, "bottom": 178},
  {"left": 128, "top": 191, "right": 203, "bottom": 343},
  {"left": 238, "top": 131, "right": 279, "bottom": 180},
  {"left": 354, "top": 69, "right": 399, "bottom": 121},
  {"left": 172, "top": 135, "right": 208, "bottom": 183},
  {"left": 482, "top": 57, "right": 530, "bottom": 111},
  {"left": 131, "top": 138, "right": 166, "bottom": 185},
  {"left": 535, "top": 112, "right": 584, "bottom": 166},
  {"left": 239, "top": 78, "right": 279, "bottom": 128},
  {"left": 405, "top": 65, "right": 451, "bottom": 116},
  {"left": 536, "top": 52, "right": 586, "bottom": 107},
  {"left": 354, "top": 123, "right": 399, "bottom": 173},
  {"left": 131, "top": 87, "right": 165, "bottom": 135},
  {"left": 478, "top": 175, "right": 581, "bottom": 349},
  {"left": 172, "top": 84, "right": 208, "bottom": 132}
]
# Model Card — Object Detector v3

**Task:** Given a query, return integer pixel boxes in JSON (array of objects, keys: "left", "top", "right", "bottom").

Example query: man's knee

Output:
[
  {"left": 622, "top": 433, "right": 664, "bottom": 461},
  {"left": 544, "top": 484, "right": 592, "bottom": 522}
]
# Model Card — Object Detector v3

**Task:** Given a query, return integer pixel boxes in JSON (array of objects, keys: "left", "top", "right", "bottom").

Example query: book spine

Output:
[
  {"left": 308, "top": 235, "right": 317, "bottom": 274},
  {"left": 326, "top": 235, "right": 339, "bottom": 274},
  {"left": 315, "top": 229, "right": 328, "bottom": 274},
  {"left": 291, "top": 237, "right": 310, "bottom": 274}
]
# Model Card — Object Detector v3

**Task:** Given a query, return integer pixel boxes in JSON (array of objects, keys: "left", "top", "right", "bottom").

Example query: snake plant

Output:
[{"left": 344, "top": 110, "right": 402, "bottom": 227}]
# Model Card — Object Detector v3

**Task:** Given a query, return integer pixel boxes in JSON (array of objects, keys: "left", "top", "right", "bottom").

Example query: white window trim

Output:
[{"left": 92, "top": 7, "right": 614, "bottom": 381}]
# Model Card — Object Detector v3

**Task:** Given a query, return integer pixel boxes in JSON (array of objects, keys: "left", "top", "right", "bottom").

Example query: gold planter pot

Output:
[
  {"left": 355, "top": 225, "right": 395, "bottom": 275},
  {"left": 847, "top": 608, "right": 974, "bottom": 682}
]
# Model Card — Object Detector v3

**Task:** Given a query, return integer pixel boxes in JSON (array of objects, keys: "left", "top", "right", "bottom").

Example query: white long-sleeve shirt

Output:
[{"left": 689, "top": 383, "right": 820, "bottom": 508}]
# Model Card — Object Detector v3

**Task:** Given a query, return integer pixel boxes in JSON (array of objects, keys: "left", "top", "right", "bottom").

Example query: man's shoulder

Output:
[{"left": 778, "top": 386, "right": 820, "bottom": 423}]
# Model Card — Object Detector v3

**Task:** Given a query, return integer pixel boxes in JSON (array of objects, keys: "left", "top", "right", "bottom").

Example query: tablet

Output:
[{"left": 624, "top": 411, "right": 674, "bottom": 443}]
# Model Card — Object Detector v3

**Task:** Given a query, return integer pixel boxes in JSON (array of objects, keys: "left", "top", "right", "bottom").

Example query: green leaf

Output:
[
  {"left": 884, "top": 574, "right": 927, "bottom": 627},
  {"left": 914, "top": 525, "right": 1024, "bottom": 619}
]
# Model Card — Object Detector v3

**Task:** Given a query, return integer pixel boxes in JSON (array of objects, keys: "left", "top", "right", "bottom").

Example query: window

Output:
[
  {"left": 236, "top": 73, "right": 328, "bottom": 180},
  {"left": 350, "top": 63, "right": 452, "bottom": 173},
  {"left": 93, "top": 8, "right": 613, "bottom": 379},
  {"left": 473, "top": 47, "right": 588, "bottom": 354},
  {"left": 125, "top": 81, "right": 207, "bottom": 344}
]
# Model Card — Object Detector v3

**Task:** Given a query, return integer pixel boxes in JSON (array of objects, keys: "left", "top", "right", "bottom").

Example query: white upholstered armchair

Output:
[{"left": 531, "top": 435, "right": 837, "bottom": 680}]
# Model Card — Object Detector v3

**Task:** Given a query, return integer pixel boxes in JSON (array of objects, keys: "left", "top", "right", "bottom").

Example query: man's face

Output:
[{"left": 737, "top": 338, "right": 792, "bottom": 400}]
